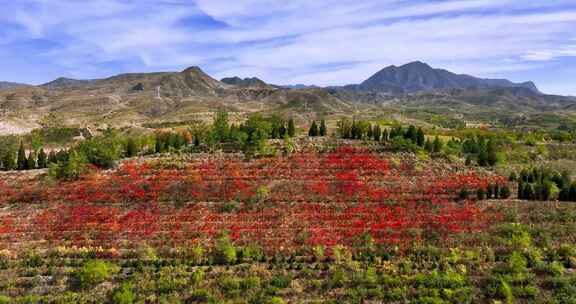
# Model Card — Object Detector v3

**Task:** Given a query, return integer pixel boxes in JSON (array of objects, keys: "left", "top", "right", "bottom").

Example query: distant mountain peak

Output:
[
  {"left": 359, "top": 61, "right": 540, "bottom": 94},
  {"left": 221, "top": 76, "right": 268, "bottom": 88}
]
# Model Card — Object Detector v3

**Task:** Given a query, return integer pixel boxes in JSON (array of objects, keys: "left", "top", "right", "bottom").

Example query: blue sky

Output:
[{"left": 1, "top": 0, "right": 576, "bottom": 95}]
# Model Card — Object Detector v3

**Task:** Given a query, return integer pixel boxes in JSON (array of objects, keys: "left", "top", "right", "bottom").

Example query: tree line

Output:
[{"left": 513, "top": 167, "right": 576, "bottom": 202}]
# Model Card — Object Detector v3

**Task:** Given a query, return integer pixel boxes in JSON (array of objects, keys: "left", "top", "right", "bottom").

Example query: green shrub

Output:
[
  {"left": 514, "top": 285, "right": 539, "bottom": 299},
  {"left": 76, "top": 260, "right": 119, "bottom": 288},
  {"left": 267, "top": 297, "right": 285, "bottom": 304},
  {"left": 220, "top": 276, "right": 241, "bottom": 298},
  {"left": 327, "top": 267, "right": 347, "bottom": 289},
  {"left": 187, "top": 289, "right": 214, "bottom": 303},
  {"left": 485, "top": 278, "right": 514, "bottom": 304},
  {"left": 241, "top": 276, "right": 261, "bottom": 291},
  {"left": 0, "top": 295, "right": 10, "bottom": 304},
  {"left": 113, "top": 284, "right": 135, "bottom": 304},
  {"left": 157, "top": 267, "right": 188, "bottom": 294},
  {"left": 269, "top": 274, "right": 292, "bottom": 289},
  {"left": 535, "top": 262, "right": 565, "bottom": 276},
  {"left": 213, "top": 233, "right": 237, "bottom": 265}
]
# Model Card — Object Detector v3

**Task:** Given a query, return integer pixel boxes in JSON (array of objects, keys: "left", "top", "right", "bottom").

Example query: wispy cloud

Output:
[{"left": 1, "top": 0, "right": 575, "bottom": 94}]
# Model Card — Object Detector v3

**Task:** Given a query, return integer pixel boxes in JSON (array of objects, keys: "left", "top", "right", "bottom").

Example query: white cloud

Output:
[{"left": 2, "top": 0, "right": 576, "bottom": 94}]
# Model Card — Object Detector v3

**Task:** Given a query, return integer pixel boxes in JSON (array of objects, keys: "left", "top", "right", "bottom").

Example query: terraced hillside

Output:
[{"left": 1, "top": 143, "right": 575, "bottom": 303}]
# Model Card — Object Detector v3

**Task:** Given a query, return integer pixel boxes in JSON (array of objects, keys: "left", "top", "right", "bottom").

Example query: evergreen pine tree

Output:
[
  {"left": 366, "top": 125, "right": 373, "bottom": 140},
  {"left": 319, "top": 120, "right": 327, "bottom": 137},
  {"left": 478, "top": 147, "right": 489, "bottom": 167},
  {"left": 416, "top": 128, "right": 425, "bottom": 147},
  {"left": 381, "top": 129, "right": 389, "bottom": 142},
  {"left": 48, "top": 151, "right": 57, "bottom": 165},
  {"left": 26, "top": 151, "right": 37, "bottom": 170},
  {"left": 373, "top": 125, "right": 381, "bottom": 142},
  {"left": 287, "top": 119, "right": 296, "bottom": 137},
  {"left": 477, "top": 188, "right": 486, "bottom": 200},
  {"left": 308, "top": 121, "right": 319, "bottom": 137},
  {"left": 525, "top": 184, "right": 536, "bottom": 201},
  {"left": 425, "top": 140, "right": 434, "bottom": 153},
  {"left": 500, "top": 185, "right": 511, "bottom": 199},
  {"left": 37, "top": 149, "right": 47, "bottom": 169},
  {"left": 126, "top": 138, "right": 138, "bottom": 157},
  {"left": 569, "top": 182, "right": 576, "bottom": 202},
  {"left": 2, "top": 150, "right": 15, "bottom": 171},
  {"left": 486, "top": 141, "right": 498, "bottom": 167},
  {"left": 405, "top": 125, "right": 417, "bottom": 142},
  {"left": 17, "top": 142, "right": 27, "bottom": 170}
]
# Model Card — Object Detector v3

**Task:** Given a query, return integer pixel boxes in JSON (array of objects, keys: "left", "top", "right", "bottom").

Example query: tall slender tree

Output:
[
  {"left": 308, "top": 121, "right": 319, "bottom": 137},
  {"left": 17, "top": 142, "right": 27, "bottom": 170},
  {"left": 2, "top": 150, "right": 15, "bottom": 171},
  {"left": 319, "top": 120, "right": 327, "bottom": 137},
  {"left": 287, "top": 118, "right": 296, "bottom": 137},
  {"left": 37, "top": 148, "right": 47, "bottom": 169}
]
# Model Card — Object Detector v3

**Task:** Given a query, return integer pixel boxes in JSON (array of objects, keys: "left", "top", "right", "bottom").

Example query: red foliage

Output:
[{"left": 0, "top": 146, "right": 506, "bottom": 253}]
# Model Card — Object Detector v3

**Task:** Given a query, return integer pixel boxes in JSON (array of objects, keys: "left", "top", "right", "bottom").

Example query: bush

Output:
[
  {"left": 485, "top": 278, "right": 513, "bottom": 304},
  {"left": 213, "top": 234, "right": 237, "bottom": 265},
  {"left": 76, "top": 260, "right": 119, "bottom": 288},
  {"left": 0, "top": 296, "right": 10, "bottom": 304},
  {"left": 113, "top": 284, "right": 135, "bottom": 304},
  {"left": 187, "top": 289, "right": 214, "bottom": 303},
  {"left": 267, "top": 297, "right": 285, "bottom": 304},
  {"left": 220, "top": 276, "right": 241, "bottom": 298}
]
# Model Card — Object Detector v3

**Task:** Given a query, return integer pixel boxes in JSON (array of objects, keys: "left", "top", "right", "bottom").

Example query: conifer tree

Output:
[
  {"left": 416, "top": 128, "right": 425, "bottom": 147},
  {"left": 319, "top": 120, "right": 327, "bottom": 137},
  {"left": 125, "top": 138, "right": 138, "bottom": 157},
  {"left": 26, "top": 151, "right": 37, "bottom": 170},
  {"left": 17, "top": 142, "right": 27, "bottom": 170},
  {"left": 367, "top": 125, "right": 373, "bottom": 140},
  {"left": 373, "top": 125, "right": 382, "bottom": 142},
  {"left": 37, "top": 149, "right": 47, "bottom": 169},
  {"left": 381, "top": 129, "right": 389, "bottom": 142},
  {"left": 308, "top": 121, "right": 319, "bottom": 137},
  {"left": 287, "top": 119, "right": 296, "bottom": 137},
  {"left": 2, "top": 150, "right": 15, "bottom": 171},
  {"left": 48, "top": 151, "right": 57, "bottom": 165}
]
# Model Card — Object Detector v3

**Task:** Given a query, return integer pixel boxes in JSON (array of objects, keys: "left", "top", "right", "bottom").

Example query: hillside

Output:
[{"left": 0, "top": 62, "right": 575, "bottom": 135}]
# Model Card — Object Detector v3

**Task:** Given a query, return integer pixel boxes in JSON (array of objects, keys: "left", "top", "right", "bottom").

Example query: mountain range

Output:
[{"left": 0, "top": 61, "right": 574, "bottom": 135}]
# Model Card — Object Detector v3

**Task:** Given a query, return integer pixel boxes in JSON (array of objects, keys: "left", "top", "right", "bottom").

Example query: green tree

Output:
[
  {"left": 1, "top": 150, "right": 15, "bottom": 171},
  {"left": 372, "top": 125, "right": 382, "bottom": 141},
  {"left": 381, "top": 129, "right": 389, "bottom": 142},
  {"left": 486, "top": 140, "right": 498, "bottom": 166},
  {"left": 26, "top": 151, "right": 36, "bottom": 170},
  {"left": 500, "top": 185, "right": 511, "bottom": 199},
  {"left": 47, "top": 151, "right": 57, "bottom": 165},
  {"left": 416, "top": 128, "right": 426, "bottom": 146},
  {"left": 125, "top": 138, "right": 138, "bottom": 157},
  {"left": 17, "top": 142, "right": 26, "bottom": 170},
  {"left": 287, "top": 118, "right": 296, "bottom": 137},
  {"left": 37, "top": 149, "right": 47, "bottom": 169},
  {"left": 213, "top": 110, "right": 230, "bottom": 143},
  {"left": 319, "top": 120, "right": 327, "bottom": 137},
  {"left": 308, "top": 121, "right": 319, "bottom": 137},
  {"left": 48, "top": 150, "right": 88, "bottom": 181}
]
